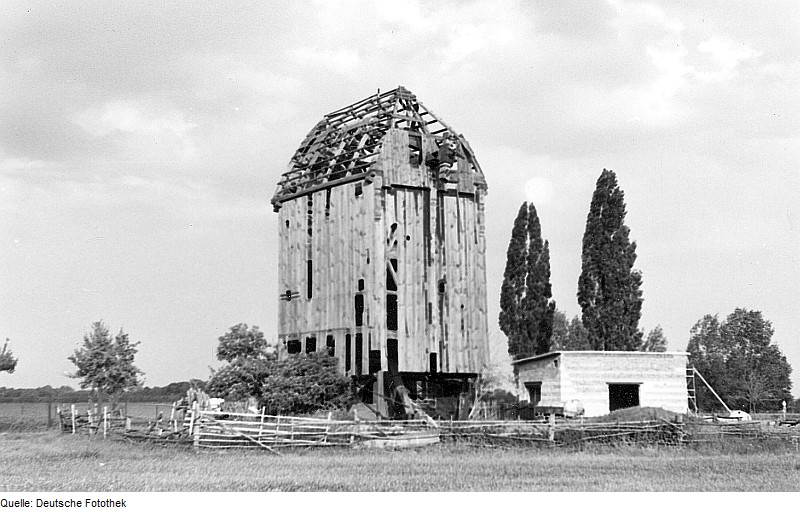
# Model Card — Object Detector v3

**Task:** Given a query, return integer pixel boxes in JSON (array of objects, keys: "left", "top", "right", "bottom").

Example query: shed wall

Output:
[{"left": 515, "top": 352, "right": 689, "bottom": 417}]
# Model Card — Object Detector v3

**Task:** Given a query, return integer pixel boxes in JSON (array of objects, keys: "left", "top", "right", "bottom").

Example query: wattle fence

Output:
[{"left": 56, "top": 404, "right": 800, "bottom": 452}]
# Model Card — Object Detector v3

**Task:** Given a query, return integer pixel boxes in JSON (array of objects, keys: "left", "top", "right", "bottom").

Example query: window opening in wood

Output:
[
  {"left": 345, "top": 334, "right": 351, "bottom": 372},
  {"left": 287, "top": 339, "right": 301, "bottom": 354},
  {"left": 307, "top": 260, "right": 313, "bottom": 299},
  {"left": 387, "top": 338, "right": 398, "bottom": 374},
  {"left": 354, "top": 294, "right": 364, "bottom": 327},
  {"left": 326, "top": 335, "right": 335, "bottom": 357},
  {"left": 355, "top": 183, "right": 363, "bottom": 196},
  {"left": 386, "top": 294, "right": 398, "bottom": 331},
  {"left": 355, "top": 333, "right": 363, "bottom": 375},
  {"left": 409, "top": 132, "right": 422, "bottom": 166},
  {"left": 386, "top": 259, "right": 398, "bottom": 291},
  {"left": 358, "top": 278, "right": 365, "bottom": 291},
  {"left": 369, "top": 350, "right": 381, "bottom": 374},
  {"left": 305, "top": 337, "right": 316, "bottom": 353},
  {"left": 429, "top": 352, "right": 438, "bottom": 373}
]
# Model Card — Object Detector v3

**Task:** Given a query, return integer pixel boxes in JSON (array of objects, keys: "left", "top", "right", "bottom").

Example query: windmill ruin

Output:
[{"left": 271, "top": 86, "right": 489, "bottom": 418}]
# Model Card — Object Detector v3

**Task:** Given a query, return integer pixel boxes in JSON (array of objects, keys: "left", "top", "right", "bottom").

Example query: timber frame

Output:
[
  {"left": 272, "top": 86, "right": 490, "bottom": 419},
  {"left": 272, "top": 86, "right": 486, "bottom": 208}
]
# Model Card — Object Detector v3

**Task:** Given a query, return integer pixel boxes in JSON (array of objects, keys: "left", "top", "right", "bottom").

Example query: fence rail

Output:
[{"left": 53, "top": 404, "right": 800, "bottom": 452}]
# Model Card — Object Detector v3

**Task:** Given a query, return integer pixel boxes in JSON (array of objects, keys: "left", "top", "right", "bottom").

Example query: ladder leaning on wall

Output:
[{"left": 686, "top": 367, "right": 698, "bottom": 414}]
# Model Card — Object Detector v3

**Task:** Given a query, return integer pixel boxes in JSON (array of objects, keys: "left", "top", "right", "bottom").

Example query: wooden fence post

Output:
[
  {"left": 258, "top": 407, "right": 266, "bottom": 444},
  {"left": 71, "top": 404, "right": 76, "bottom": 434},
  {"left": 324, "top": 411, "right": 332, "bottom": 444},
  {"left": 547, "top": 413, "right": 555, "bottom": 442},
  {"left": 191, "top": 403, "right": 201, "bottom": 450}
]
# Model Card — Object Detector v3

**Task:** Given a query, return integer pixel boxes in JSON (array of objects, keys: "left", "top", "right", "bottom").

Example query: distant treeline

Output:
[{"left": 0, "top": 381, "right": 202, "bottom": 404}]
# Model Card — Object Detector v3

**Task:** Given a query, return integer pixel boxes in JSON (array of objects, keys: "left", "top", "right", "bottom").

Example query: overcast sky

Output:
[{"left": 1, "top": 0, "right": 797, "bottom": 390}]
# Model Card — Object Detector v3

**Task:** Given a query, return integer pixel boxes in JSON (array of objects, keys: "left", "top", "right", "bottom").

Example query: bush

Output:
[
  {"left": 205, "top": 358, "right": 273, "bottom": 402},
  {"left": 260, "top": 353, "right": 351, "bottom": 415},
  {"left": 205, "top": 353, "right": 352, "bottom": 416}
]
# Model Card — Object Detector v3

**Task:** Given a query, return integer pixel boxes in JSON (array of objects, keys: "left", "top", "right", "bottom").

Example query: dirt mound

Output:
[{"left": 591, "top": 406, "right": 682, "bottom": 423}]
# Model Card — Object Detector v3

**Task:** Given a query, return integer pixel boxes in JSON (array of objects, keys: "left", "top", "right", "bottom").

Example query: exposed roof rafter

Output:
[{"left": 272, "top": 86, "right": 484, "bottom": 206}]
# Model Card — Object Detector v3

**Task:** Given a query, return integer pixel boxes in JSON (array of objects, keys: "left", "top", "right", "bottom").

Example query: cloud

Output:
[
  {"left": 696, "top": 36, "right": 761, "bottom": 82},
  {"left": 73, "top": 101, "right": 196, "bottom": 139}
]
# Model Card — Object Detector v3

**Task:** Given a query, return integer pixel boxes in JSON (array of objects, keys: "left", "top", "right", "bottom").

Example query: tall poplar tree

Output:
[
  {"left": 499, "top": 202, "right": 555, "bottom": 359},
  {"left": 577, "top": 169, "right": 643, "bottom": 351}
]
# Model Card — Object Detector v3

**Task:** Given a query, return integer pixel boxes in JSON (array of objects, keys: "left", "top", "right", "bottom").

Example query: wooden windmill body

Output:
[{"left": 272, "top": 87, "right": 489, "bottom": 418}]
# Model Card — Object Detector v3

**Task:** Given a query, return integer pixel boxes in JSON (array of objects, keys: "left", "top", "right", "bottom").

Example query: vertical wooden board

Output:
[
  {"left": 371, "top": 183, "right": 385, "bottom": 352},
  {"left": 313, "top": 188, "right": 326, "bottom": 335},
  {"left": 429, "top": 188, "right": 441, "bottom": 366},
  {"left": 410, "top": 189, "right": 426, "bottom": 371},
  {"left": 451, "top": 195, "right": 466, "bottom": 373},
  {"left": 456, "top": 157, "right": 474, "bottom": 194}
]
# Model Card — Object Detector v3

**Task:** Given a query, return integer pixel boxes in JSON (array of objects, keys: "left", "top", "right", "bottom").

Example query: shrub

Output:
[{"left": 260, "top": 353, "right": 351, "bottom": 415}]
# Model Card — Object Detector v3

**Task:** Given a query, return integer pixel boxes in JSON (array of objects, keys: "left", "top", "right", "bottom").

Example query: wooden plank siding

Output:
[{"left": 276, "top": 125, "right": 488, "bottom": 377}]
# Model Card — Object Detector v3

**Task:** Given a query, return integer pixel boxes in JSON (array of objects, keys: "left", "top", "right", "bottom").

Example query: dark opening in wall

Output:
[
  {"left": 307, "top": 260, "right": 313, "bottom": 299},
  {"left": 369, "top": 350, "right": 381, "bottom": 374},
  {"left": 287, "top": 339, "right": 301, "bottom": 354},
  {"left": 386, "top": 259, "right": 398, "bottom": 291},
  {"left": 325, "top": 188, "right": 331, "bottom": 217},
  {"left": 386, "top": 294, "right": 398, "bottom": 331},
  {"left": 429, "top": 352, "right": 438, "bottom": 373},
  {"left": 608, "top": 383, "right": 640, "bottom": 411},
  {"left": 524, "top": 381, "right": 542, "bottom": 405},
  {"left": 358, "top": 278, "right": 365, "bottom": 291},
  {"left": 409, "top": 132, "right": 422, "bottom": 166},
  {"left": 354, "top": 294, "right": 364, "bottom": 326},
  {"left": 387, "top": 339, "right": 398, "bottom": 374},
  {"left": 355, "top": 183, "right": 363, "bottom": 196},
  {"left": 307, "top": 196, "right": 313, "bottom": 237},
  {"left": 355, "top": 333, "right": 363, "bottom": 375},
  {"left": 305, "top": 337, "right": 316, "bottom": 353},
  {"left": 345, "top": 334, "right": 351, "bottom": 372},
  {"left": 326, "top": 335, "right": 335, "bottom": 357}
]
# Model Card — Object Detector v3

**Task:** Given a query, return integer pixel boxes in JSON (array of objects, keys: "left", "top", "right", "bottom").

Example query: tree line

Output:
[{"left": 499, "top": 168, "right": 792, "bottom": 412}]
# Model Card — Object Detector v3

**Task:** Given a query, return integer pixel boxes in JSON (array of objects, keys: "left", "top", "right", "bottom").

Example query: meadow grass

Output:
[{"left": 1, "top": 431, "right": 798, "bottom": 491}]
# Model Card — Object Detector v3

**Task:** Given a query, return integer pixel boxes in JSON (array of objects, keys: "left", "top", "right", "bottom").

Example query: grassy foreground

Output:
[{"left": 1, "top": 431, "right": 798, "bottom": 491}]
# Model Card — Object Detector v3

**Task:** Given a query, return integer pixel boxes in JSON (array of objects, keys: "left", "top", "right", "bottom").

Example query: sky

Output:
[{"left": 1, "top": 0, "right": 797, "bottom": 390}]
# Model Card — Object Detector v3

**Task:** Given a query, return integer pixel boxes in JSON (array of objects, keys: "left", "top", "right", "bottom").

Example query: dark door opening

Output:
[
  {"left": 608, "top": 383, "right": 640, "bottom": 411},
  {"left": 524, "top": 382, "right": 542, "bottom": 405}
]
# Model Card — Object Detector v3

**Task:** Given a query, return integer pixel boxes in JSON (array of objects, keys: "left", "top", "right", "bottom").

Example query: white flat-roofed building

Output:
[{"left": 512, "top": 351, "right": 690, "bottom": 417}]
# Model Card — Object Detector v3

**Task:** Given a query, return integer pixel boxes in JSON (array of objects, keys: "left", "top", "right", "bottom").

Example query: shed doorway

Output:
[{"left": 608, "top": 383, "right": 640, "bottom": 411}]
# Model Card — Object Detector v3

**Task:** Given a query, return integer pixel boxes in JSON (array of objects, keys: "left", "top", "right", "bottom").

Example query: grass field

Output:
[{"left": 1, "top": 431, "right": 798, "bottom": 491}]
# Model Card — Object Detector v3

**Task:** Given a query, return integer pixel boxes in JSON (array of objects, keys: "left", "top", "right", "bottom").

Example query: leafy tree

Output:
[
  {"left": 577, "top": 169, "right": 643, "bottom": 351},
  {"left": 206, "top": 357, "right": 273, "bottom": 401},
  {"left": 687, "top": 309, "right": 792, "bottom": 413},
  {"left": 1, "top": 339, "right": 18, "bottom": 374},
  {"left": 68, "top": 322, "right": 143, "bottom": 407},
  {"left": 550, "top": 310, "right": 569, "bottom": 350},
  {"left": 550, "top": 311, "right": 591, "bottom": 351},
  {"left": 499, "top": 202, "right": 555, "bottom": 359},
  {"left": 641, "top": 325, "right": 668, "bottom": 352},
  {"left": 207, "top": 325, "right": 350, "bottom": 415},
  {"left": 216, "top": 323, "right": 273, "bottom": 363},
  {"left": 260, "top": 353, "right": 351, "bottom": 415},
  {"left": 565, "top": 315, "right": 591, "bottom": 350}
]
